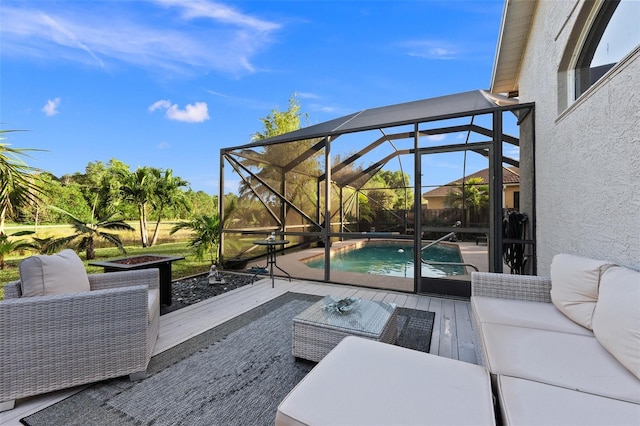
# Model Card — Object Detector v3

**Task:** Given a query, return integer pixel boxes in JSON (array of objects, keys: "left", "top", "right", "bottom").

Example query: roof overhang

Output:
[
  {"left": 490, "top": 0, "right": 538, "bottom": 95},
  {"left": 227, "top": 90, "right": 520, "bottom": 150}
]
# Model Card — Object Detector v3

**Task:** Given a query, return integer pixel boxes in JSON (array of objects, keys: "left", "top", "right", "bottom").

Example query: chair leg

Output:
[
  {"left": 129, "top": 370, "right": 147, "bottom": 381},
  {"left": 0, "top": 400, "right": 16, "bottom": 412}
]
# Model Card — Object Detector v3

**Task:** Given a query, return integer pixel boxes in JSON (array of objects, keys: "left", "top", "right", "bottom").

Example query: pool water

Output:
[{"left": 304, "top": 243, "right": 466, "bottom": 278}]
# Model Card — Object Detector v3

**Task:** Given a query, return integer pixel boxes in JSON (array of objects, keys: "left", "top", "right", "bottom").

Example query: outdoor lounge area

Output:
[
  {"left": 3, "top": 251, "right": 638, "bottom": 425},
  {"left": 1, "top": 275, "right": 480, "bottom": 425},
  {"left": 2, "top": 0, "right": 639, "bottom": 423}
]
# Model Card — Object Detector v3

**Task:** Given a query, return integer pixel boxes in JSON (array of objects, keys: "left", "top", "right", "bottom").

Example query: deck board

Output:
[
  {"left": 2, "top": 278, "right": 479, "bottom": 425},
  {"left": 438, "top": 299, "right": 458, "bottom": 359},
  {"left": 454, "top": 300, "right": 478, "bottom": 364},
  {"left": 427, "top": 297, "right": 442, "bottom": 355}
]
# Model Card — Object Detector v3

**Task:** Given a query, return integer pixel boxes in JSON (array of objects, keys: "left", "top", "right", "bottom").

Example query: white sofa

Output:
[{"left": 471, "top": 254, "right": 640, "bottom": 425}]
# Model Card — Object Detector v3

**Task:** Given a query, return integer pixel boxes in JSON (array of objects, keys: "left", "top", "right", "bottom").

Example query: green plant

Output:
[
  {"left": 170, "top": 214, "right": 220, "bottom": 264},
  {"left": 0, "top": 241, "right": 215, "bottom": 301},
  {"left": 149, "top": 169, "right": 190, "bottom": 246},
  {"left": 48, "top": 205, "right": 134, "bottom": 260},
  {"left": 0, "top": 130, "right": 46, "bottom": 234},
  {"left": 118, "top": 166, "right": 156, "bottom": 247},
  {"left": 0, "top": 230, "right": 36, "bottom": 269},
  {"left": 171, "top": 194, "right": 239, "bottom": 265},
  {"left": 31, "top": 236, "right": 58, "bottom": 254},
  {"left": 444, "top": 177, "right": 489, "bottom": 210}
]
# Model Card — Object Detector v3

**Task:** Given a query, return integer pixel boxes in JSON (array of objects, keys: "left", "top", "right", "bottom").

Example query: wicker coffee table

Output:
[{"left": 292, "top": 296, "right": 397, "bottom": 362}]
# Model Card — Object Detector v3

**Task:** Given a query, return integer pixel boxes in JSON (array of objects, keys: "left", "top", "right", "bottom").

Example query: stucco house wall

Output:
[
  {"left": 503, "top": 185, "right": 519, "bottom": 210},
  {"left": 422, "top": 167, "right": 520, "bottom": 210},
  {"left": 514, "top": 1, "right": 639, "bottom": 273},
  {"left": 424, "top": 185, "right": 519, "bottom": 210}
]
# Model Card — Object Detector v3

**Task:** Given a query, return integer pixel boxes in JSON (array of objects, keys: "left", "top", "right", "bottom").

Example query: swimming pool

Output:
[{"left": 304, "top": 242, "right": 467, "bottom": 278}]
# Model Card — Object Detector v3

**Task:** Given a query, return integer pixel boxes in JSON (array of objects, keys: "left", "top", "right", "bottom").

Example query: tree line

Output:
[
  {"left": 1, "top": 95, "right": 417, "bottom": 266},
  {"left": 11, "top": 159, "right": 218, "bottom": 238},
  {"left": 0, "top": 130, "right": 223, "bottom": 263}
]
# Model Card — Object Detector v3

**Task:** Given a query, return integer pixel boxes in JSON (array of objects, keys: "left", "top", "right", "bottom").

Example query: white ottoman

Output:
[{"left": 276, "top": 336, "right": 495, "bottom": 425}]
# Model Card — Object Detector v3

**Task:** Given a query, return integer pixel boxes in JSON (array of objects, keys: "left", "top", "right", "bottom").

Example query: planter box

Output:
[{"left": 90, "top": 255, "right": 184, "bottom": 306}]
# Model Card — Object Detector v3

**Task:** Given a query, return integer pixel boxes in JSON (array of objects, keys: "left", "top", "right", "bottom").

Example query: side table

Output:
[
  {"left": 251, "top": 240, "right": 291, "bottom": 288},
  {"left": 89, "top": 255, "right": 184, "bottom": 306}
]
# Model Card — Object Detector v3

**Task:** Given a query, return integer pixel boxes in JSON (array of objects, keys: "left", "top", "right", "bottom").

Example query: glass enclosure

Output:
[{"left": 220, "top": 91, "right": 535, "bottom": 297}]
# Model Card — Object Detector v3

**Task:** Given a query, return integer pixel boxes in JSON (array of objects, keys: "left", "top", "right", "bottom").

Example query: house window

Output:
[
  {"left": 574, "top": 0, "right": 640, "bottom": 99},
  {"left": 513, "top": 191, "right": 520, "bottom": 211}
]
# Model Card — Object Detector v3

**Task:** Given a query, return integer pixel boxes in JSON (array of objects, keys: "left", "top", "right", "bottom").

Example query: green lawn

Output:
[{"left": 0, "top": 242, "right": 214, "bottom": 300}]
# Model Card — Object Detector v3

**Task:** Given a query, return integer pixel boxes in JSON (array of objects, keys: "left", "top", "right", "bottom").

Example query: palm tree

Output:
[
  {"left": 149, "top": 169, "right": 190, "bottom": 247},
  {"left": 444, "top": 177, "right": 489, "bottom": 208},
  {"left": 444, "top": 177, "right": 489, "bottom": 226},
  {"left": 31, "top": 236, "right": 58, "bottom": 254},
  {"left": 169, "top": 197, "right": 237, "bottom": 265},
  {"left": 0, "top": 130, "right": 45, "bottom": 234},
  {"left": 170, "top": 214, "right": 220, "bottom": 264},
  {"left": 0, "top": 230, "right": 36, "bottom": 269},
  {"left": 118, "top": 167, "right": 155, "bottom": 247},
  {"left": 48, "top": 205, "right": 134, "bottom": 260}
]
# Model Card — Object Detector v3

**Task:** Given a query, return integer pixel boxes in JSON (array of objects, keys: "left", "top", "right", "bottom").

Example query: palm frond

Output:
[{"left": 98, "top": 232, "right": 127, "bottom": 253}]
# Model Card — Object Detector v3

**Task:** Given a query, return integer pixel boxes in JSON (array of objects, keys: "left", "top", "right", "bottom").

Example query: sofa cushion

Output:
[
  {"left": 497, "top": 375, "right": 640, "bottom": 426},
  {"left": 19, "top": 249, "right": 90, "bottom": 297},
  {"left": 550, "top": 253, "right": 614, "bottom": 329},
  {"left": 481, "top": 322, "right": 640, "bottom": 404},
  {"left": 592, "top": 266, "right": 640, "bottom": 380},
  {"left": 472, "top": 296, "right": 593, "bottom": 336}
]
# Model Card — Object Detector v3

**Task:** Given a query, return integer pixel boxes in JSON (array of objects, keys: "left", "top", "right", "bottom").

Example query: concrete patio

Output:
[{"left": 247, "top": 239, "right": 489, "bottom": 293}]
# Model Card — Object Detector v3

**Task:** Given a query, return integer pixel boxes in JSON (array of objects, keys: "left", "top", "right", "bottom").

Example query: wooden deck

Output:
[{"left": 2, "top": 277, "right": 479, "bottom": 425}]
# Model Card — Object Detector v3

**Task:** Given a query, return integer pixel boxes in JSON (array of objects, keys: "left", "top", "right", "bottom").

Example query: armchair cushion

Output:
[
  {"left": 148, "top": 288, "right": 160, "bottom": 324},
  {"left": 550, "top": 253, "right": 614, "bottom": 329},
  {"left": 592, "top": 266, "right": 640, "bottom": 379},
  {"left": 19, "top": 249, "right": 90, "bottom": 297}
]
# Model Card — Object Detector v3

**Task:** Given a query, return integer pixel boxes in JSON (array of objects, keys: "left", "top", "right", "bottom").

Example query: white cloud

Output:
[
  {"left": 166, "top": 102, "right": 209, "bottom": 123},
  {"left": 42, "top": 97, "right": 61, "bottom": 116},
  {"left": 427, "top": 134, "right": 446, "bottom": 142},
  {"left": 402, "top": 40, "right": 458, "bottom": 60},
  {"left": 39, "top": 12, "right": 105, "bottom": 68},
  {"left": 0, "top": 2, "right": 281, "bottom": 76},
  {"left": 297, "top": 92, "right": 320, "bottom": 100},
  {"left": 149, "top": 99, "right": 210, "bottom": 123},
  {"left": 504, "top": 146, "right": 520, "bottom": 159},
  {"left": 149, "top": 100, "right": 172, "bottom": 112},
  {"left": 205, "top": 90, "right": 230, "bottom": 99},
  {"left": 151, "top": 0, "right": 280, "bottom": 32},
  {"left": 317, "top": 106, "right": 339, "bottom": 113},
  {"left": 156, "top": 142, "right": 170, "bottom": 149}
]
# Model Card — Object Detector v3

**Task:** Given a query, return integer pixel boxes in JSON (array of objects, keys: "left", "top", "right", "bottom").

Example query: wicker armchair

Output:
[{"left": 0, "top": 268, "right": 160, "bottom": 412}]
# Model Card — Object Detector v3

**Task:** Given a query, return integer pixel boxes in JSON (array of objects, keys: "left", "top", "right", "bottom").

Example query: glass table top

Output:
[{"left": 294, "top": 296, "right": 396, "bottom": 337}]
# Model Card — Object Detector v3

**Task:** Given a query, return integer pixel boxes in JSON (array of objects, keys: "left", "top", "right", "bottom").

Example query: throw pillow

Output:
[
  {"left": 20, "top": 249, "right": 91, "bottom": 297},
  {"left": 550, "top": 253, "right": 614, "bottom": 329},
  {"left": 592, "top": 266, "right": 640, "bottom": 379}
]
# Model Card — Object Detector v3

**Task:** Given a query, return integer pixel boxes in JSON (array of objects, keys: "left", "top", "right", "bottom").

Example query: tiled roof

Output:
[{"left": 423, "top": 167, "right": 519, "bottom": 198}]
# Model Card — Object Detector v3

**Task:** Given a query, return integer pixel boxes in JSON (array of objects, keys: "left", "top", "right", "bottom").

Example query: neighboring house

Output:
[
  {"left": 491, "top": 0, "right": 639, "bottom": 274},
  {"left": 422, "top": 167, "right": 520, "bottom": 210}
]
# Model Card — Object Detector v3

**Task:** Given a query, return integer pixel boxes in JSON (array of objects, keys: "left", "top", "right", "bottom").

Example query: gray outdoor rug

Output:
[{"left": 21, "top": 292, "right": 435, "bottom": 426}]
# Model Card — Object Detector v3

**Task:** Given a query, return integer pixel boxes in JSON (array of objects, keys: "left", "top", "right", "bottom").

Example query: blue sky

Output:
[{"left": 1, "top": 0, "right": 507, "bottom": 195}]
